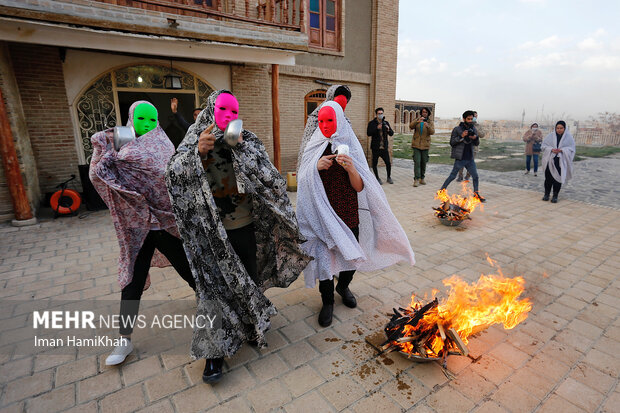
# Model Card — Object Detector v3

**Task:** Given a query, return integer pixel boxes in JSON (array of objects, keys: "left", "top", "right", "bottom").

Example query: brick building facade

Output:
[{"left": 0, "top": 0, "right": 399, "bottom": 221}]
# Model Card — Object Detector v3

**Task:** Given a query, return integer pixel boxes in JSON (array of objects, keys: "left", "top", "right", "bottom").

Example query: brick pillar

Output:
[{"left": 369, "top": 0, "right": 399, "bottom": 159}]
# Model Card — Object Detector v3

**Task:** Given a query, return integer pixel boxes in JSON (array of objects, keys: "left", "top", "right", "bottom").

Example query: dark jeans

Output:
[
  {"left": 372, "top": 149, "right": 391, "bottom": 179},
  {"left": 319, "top": 226, "right": 359, "bottom": 305},
  {"left": 442, "top": 159, "right": 479, "bottom": 192},
  {"left": 412, "top": 148, "right": 429, "bottom": 180},
  {"left": 225, "top": 223, "right": 258, "bottom": 283},
  {"left": 526, "top": 154, "right": 539, "bottom": 172},
  {"left": 120, "top": 230, "right": 196, "bottom": 335},
  {"left": 544, "top": 160, "right": 562, "bottom": 197}
]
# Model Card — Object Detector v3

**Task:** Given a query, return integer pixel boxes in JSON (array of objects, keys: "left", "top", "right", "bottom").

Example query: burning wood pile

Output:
[
  {"left": 380, "top": 257, "right": 532, "bottom": 366},
  {"left": 433, "top": 182, "right": 483, "bottom": 222}
]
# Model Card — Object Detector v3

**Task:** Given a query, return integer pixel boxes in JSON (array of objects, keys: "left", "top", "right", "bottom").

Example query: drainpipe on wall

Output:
[
  {"left": 271, "top": 63, "right": 281, "bottom": 172},
  {"left": 0, "top": 86, "right": 37, "bottom": 226}
]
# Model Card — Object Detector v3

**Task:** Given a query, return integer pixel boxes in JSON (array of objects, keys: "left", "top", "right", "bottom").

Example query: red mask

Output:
[
  {"left": 318, "top": 106, "right": 337, "bottom": 138},
  {"left": 214, "top": 93, "right": 239, "bottom": 130},
  {"left": 333, "top": 94, "right": 348, "bottom": 111}
]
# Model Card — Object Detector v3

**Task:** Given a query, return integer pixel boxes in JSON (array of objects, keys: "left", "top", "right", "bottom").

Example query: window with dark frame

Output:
[
  {"left": 309, "top": 0, "right": 340, "bottom": 50},
  {"left": 304, "top": 90, "right": 327, "bottom": 125}
]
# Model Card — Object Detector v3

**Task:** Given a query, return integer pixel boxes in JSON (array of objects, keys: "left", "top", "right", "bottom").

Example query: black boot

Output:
[
  {"left": 318, "top": 279, "right": 334, "bottom": 327},
  {"left": 335, "top": 284, "right": 357, "bottom": 308},
  {"left": 551, "top": 195, "right": 558, "bottom": 203},
  {"left": 542, "top": 194, "right": 550, "bottom": 201},
  {"left": 202, "top": 358, "right": 224, "bottom": 383}
]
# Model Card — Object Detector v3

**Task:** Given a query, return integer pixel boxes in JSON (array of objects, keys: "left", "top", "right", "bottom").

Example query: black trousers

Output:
[
  {"left": 544, "top": 158, "right": 562, "bottom": 196},
  {"left": 120, "top": 230, "right": 196, "bottom": 335},
  {"left": 372, "top": 149, "right": 391, "bottom": 179},
  {"left": 225, "top": 223, "right": 258, "bottom": 283},
  {"left": 319, "top": 226, "right": 359, "bottom": 305}
]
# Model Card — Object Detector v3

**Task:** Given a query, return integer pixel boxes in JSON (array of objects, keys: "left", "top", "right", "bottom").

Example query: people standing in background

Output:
[
  {"left": 522, "top": 123, "right": 543, "bottom": 176},
  {"left": 457, "top": 110, "right": 485, "bottom": 181},
  {"left": 440, "top": 110, "right": 486, "bottom": 202},
  {"left": 170, "top": 97, "right": 202, "bottom": 133},
  {"left": 541, "top": 120, "right": 575, "bottom": 203},
  {"left": 367, "top": 107, "right": 394, "bottom": 184},
  {"left": 409, "top": 107, "right": 435, "bottom": 187}
]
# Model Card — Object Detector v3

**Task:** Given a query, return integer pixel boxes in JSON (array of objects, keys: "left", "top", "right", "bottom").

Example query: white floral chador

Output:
[{"left": 297, "top": 101, "right": 415, "bottom": 288}]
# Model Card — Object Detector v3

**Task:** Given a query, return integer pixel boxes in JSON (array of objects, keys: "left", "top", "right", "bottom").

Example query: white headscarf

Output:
[
  {"left": 541, "top": 129, "right": 576, "bottom": 184},
  {"left": 297, "top": 101, "right": 415, "bottom": 288}
]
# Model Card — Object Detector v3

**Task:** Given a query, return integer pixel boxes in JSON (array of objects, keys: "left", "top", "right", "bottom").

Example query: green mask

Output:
[{"left": 132, "top": 103, "right": 158, "bottom": 136}]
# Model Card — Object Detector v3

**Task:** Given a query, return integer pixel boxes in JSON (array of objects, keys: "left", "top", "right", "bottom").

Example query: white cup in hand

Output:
[{"left": 336, "top": 144, "right": 349, "bottom": 156}]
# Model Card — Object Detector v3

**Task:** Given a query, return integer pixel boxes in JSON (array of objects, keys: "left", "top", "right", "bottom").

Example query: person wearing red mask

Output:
[
  {"left": 297, "top": 102, "right": 415, "bottom": 327},
  {"left": 297, "top": 84, "right": 352, "bottom": 172},
  {"left": 166, "top": 90, "right": 310, "bottom": 384}
]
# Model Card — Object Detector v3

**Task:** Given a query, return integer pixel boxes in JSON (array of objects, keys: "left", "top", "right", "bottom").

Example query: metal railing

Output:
[{"left": 93, "top": 0, "right": 305, "bottom": 31}]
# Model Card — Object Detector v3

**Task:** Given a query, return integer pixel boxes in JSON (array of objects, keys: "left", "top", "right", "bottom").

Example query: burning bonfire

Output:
[
  {"left": 433, "top": 182, "right": 483, "bottom": 222},
  {"left": 380, "top": 256, "right": 531, "bottom": 365}
]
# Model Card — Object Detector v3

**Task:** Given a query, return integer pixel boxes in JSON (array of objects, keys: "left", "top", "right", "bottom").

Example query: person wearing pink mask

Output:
[
  {"left": 297, "top": 101, "right": 415, "bottom": 327},
  {"left": 166, "top": 90, "right": 310, "bottom": 384}
]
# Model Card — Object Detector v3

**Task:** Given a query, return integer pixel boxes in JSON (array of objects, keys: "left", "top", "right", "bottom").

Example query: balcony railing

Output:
[{"left": 94, "top": 0, "right": 305, "bottom": 31}]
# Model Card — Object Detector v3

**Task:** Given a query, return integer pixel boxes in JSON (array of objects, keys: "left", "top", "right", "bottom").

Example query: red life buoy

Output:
[{"left": 50, "top": 189, "right": 82, "bottom": 214}]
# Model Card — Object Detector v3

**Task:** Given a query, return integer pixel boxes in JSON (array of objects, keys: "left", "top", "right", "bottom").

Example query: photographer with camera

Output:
[
  {"left": 439, "top": 110, "right": 486, "bottom": 202},
  {"left": 409, "top": 107, "right": 435, "bottom": 187},
  {"left": 367, "top": 107, "right": 394, "bottom": 184}
]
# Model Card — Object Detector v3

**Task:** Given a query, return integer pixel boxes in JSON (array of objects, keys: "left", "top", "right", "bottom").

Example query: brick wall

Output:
[
  {"left": 232, "top": 64, "right": 371, "bottom": 173},
  {"left": 8, "top": 43, "right": 82, "bottom": 196},
  {"left": 370, "top": 0, "right": 399, "bottom": 155}
]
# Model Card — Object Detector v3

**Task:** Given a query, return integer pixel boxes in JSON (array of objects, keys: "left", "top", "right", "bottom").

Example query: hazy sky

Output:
[{"left": 396, "top": 0, "right": 620, "bottom": 121}]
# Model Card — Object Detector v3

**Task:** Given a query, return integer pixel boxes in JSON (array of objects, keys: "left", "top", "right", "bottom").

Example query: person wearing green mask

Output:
[{"left": 90, "top": 101, "right": 196, "bottom": 366}]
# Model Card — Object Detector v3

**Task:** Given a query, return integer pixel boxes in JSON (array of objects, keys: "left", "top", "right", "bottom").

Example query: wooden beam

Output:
[
  {"left": 446, "top": 328, "right": 469, "bottom": 357},
  {"left": 271, "top": 63, "right": 281, "bottom": 172},
  {"left": 0, "top": 86, "right": 34, "bottom": 221}
]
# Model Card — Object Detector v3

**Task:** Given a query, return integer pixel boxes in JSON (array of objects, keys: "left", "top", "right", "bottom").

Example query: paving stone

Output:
[
  {"left": 121, "top": 356, "right": 162, "bottom": 385},
  {"left": 282, "top": 364, "right": 325, "bottom": 397},
  {"left": 318, "top": 375, "right": 366, "bottom": 411},
  {"left": 144, "top": 368, "right": 188, "bottom": 402},
  {"left": 171, "top": 384, "right": 219, "bottom": 413},
  {"left": 284, "top": 390, "right": 335, "bottom": 413},
  {"left": 351, "top": 391, "right": 402, "bottom": 413},
  {"left": 247, "top": 353, "right": 288, "bottom": 383},
  {"left": 555, "top": 377, "right": 606, "bottom": 412},
  {"left": 209, "top": 397, "right": 253, "bottom": 413},
  {"left": 99, "top": 385, "right": 146, "bottom": 413},
  {"left": 473, "top": 400, "right": 510, "bottom": 413},
  {"left": 491, "top": 381, "right": 540, "bottom": 413},
  {"left": 568, "top": 362, "right": 616, "bottom": 396},
  {"left": 213, "top": 366, "right": 256, "bottom": 401},
  {"left": 449, "top": 369, "right": 496, "bottom": 402},
  {"left": 135, "top": 399, "right": 175, "bottom": 413},
  {"left": 425, "top": 385, "right": 475, "bottom": 413},
  {"left": 488, "top": 342, "right": 530, "bottom": 369},
  {"left": 3, "top": 370, "right": 53, "bottom": 403},
  {"left": 469, "top": 355, "right": 513, "bottom": 385},
  {"left": 55, "top": 357, "right": 98, "bottom": 386},
  {"left": 26, "top": 384, "right": 75, "bottom": 413}
]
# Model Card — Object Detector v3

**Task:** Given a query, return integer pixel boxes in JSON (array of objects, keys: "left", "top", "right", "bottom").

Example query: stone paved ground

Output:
[
  {"left": 1, "top": 165, "right": 619, "bottom": 413},
  {"left": 394, "top": 152, "right": 620, "bottom": 209}
]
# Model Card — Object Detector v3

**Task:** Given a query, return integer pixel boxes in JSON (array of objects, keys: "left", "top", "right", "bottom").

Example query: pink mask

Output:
[
  {"left": 214, "top": 93, "right": 239, "bottom": 130},
  {"left": 333, "top": 94, "right": 348, "bottom": 111}
]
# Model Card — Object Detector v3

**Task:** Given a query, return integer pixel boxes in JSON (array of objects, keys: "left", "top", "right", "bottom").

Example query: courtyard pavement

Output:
[{"left": 0, "top": 165, "right": 619, "bottom": 413}]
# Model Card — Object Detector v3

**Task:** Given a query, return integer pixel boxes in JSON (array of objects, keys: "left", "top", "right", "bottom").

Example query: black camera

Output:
[{"left": 467, "top": 128, "right": 475, "bottom": 137}]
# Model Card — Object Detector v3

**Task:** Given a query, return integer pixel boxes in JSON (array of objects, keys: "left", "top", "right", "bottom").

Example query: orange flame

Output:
[
  {"left": 391, "top": 259, "right": 532, "bottom": 357},
  {"left": 435, "top": 181, "right": 483, "bottom": 218}
]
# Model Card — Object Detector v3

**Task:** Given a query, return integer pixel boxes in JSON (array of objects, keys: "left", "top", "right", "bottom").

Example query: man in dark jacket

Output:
[
  {"left": 439, "top": 110, "right": 486, "bottom": 202},
  {"left": 367, "top": 107, "right": 394, "bottom": 184}
]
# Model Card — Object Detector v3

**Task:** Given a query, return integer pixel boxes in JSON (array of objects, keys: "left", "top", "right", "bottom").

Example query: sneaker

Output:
[
  {"left": 524, "top": 171, "right": 529, "bottom": 175},
  {"left": 376, "top": 177, "right": 383, "bottom": 185},
  {"left": 203, "top": 358, "right": 224, "bottom": 383},
  {"left": 419, "top": 178, "right": 426, "bottom": 185},
  {"left": 413, "top": 179, "right": 419, "bottom": 187},
  {"left": 456, "top": 176, "right": 463, "bottom": 182},
  {"left": 474, "top": 192, "right": 486, "bottom": 203},
  {"left": 534, "top": 173, "right": 537, "bottom": 177},
  {"left": 105, "top": 338, "right": 133, "bottom": 365},
  {"left": 386, "top": 177, "right": 394, "bottom": 184}
]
